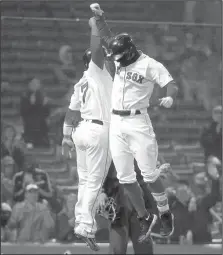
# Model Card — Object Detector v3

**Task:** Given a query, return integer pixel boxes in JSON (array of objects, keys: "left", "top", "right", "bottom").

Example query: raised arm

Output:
[
  {"left": 90, "top": 3, "right": 113, "bottom": 47},
  {"left": 89, "top": 17, "right": 104, "bottom": 70}
]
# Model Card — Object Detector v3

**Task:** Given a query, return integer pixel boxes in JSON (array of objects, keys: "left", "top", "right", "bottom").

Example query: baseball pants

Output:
[
  {"left": 72, "top": 120, "right": 111, "bottom": 234},
  {"left": 110, "top": 112, "right": 160, "bottom": 184}
]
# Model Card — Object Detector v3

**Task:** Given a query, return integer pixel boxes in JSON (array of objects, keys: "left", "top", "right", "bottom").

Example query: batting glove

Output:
[
  {"left": 62, "top": 136, "right": 74, "bottom": 159},
  {"left": 159, "top": 96, "right": 173, "bottom": 108}
]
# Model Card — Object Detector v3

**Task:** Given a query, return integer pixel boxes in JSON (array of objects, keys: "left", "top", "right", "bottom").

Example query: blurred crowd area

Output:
[{"left": 1, "top": 0, "right": 222, "bottom": 246}]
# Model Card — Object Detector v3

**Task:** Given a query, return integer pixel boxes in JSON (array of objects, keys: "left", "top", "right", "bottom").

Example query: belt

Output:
[
  {"left": 112, "top": 109, "right": 142, "bottom": 116},
  {"left": 85, "top": 119, "right": 103, "bottom": 125}
]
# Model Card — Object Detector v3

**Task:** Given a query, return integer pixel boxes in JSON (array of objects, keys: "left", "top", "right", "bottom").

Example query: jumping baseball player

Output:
[
  {"left": 90, "top": 3, "right": 178, "bottom": 243},
  {"left": 62, "top": 17, "right": 113, "bottom": 251}
]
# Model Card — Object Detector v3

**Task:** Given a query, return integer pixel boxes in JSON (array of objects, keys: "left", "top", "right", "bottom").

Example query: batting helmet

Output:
[
  {"left": 97, "top": 197, "right": 119, "bottom": 223},
  {"left": 108, "top": 33, "right": 137, "bottom": 63},
  {"left": 83, "top": 48, "right": 92, "bottom": 70}
]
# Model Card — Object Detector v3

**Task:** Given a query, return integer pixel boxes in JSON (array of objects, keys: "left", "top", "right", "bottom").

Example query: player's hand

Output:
[
  {"left": 97, "top": 192, "right": 108, "bottom": 211},
  {"left": 159, "top": 96, "right": 173, "bottom": 108},
  {"left": 90, "top": 3, "right": 104, "bottom": 17},
  {"left": 62, "top": 136, "right": 74, "bottom": 159},
  {"left": 159, "top": 163, "right": 171, "bottom": 179}
]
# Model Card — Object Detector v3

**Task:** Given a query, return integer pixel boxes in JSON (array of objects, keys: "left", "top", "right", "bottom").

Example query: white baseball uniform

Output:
[
  {"left": 110, "top": 52, "right": 173, "bottom": 184},
  {"left": 69, "top": 60, "right": 113, "bottom": 234}
]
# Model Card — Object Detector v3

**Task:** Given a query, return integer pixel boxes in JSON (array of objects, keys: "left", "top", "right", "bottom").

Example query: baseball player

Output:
[
  {"left": 62, "top": 17, "right": 113, "bottom": 251},
  {"left": 90, "top": 3, "right": 178, "bottom": 243}
]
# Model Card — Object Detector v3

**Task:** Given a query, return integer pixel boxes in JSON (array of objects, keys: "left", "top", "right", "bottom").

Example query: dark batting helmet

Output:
[
  {"left": 83, "top": 48, "right": 92, "bottom": 70},
  {"left": 108, "top": 33, "right": 137, "bottom": 64}
]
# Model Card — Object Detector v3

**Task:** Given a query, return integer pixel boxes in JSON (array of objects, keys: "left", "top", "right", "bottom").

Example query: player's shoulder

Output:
[
  {"left": 88, "top": 60, "right": 101, "bottom": 73},
  {"left": 87, "top": 60, "right": 112, "bottom": 80},
  {"left": 74, "top": 72, "right": 87, "bottom": 89},
  {"left": 135, "top": 52, "right": 158, "bottom": 68},
  {"left": 145, "top": 55, "right": 162, "bottom": 68}
]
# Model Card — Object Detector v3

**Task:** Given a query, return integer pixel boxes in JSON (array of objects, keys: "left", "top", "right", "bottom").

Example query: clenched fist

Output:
[
  {"left": 90, "top": 3, "right": 104, "bottom": 17},
  {"left": 159, "top": 96, "right": 173, "bottom": 108}
]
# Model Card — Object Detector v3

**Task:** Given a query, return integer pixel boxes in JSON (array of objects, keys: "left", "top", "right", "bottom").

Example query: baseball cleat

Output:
[
  {"left": 75, "top": 234, "right": 100, "bottom": 252},
  {"left": 138, "top": 213, "right": 157, "bottom": 243},
  {"left": 64, "top": 250, "right": 71, "bottom": 255},
  {"left": 74, "top": 226, "right": 100, "bottom": 251},
  {"left": 160, "top": 211, "right": 174, "bottom": 237}
]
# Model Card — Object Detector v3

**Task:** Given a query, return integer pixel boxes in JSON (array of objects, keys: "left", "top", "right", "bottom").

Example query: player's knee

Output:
[
  {"left": 117, "top": 172, "right": 137, "bottom": 184},
  {"left": 142, "top": 167, "right": 161, "bottom": 183}
]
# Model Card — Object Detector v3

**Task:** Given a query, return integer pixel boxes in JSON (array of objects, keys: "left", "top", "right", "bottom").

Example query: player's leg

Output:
[
  {"left": 72, "top": 126, "right": 88, "bottom": 226},
  {"left": 129, "top": 114, "right": 174, "bottom": 237},
  {"left": 74, "top": 146, "right": 87, "bottom": 227},
  {"left": 109, "top": 117, "right": 149, "bottom": 218},
  {"left": 72, "top": 122, "right": 100, "bottom": 250},
  {"left": 110, "top": 115, "right": 155, "bottom": 242},
  {"left": 129, "top": 211, "right": 154, "bottom": 255},
  {"left": 76, "top": 123, "right": 111, "bottom": 243}
]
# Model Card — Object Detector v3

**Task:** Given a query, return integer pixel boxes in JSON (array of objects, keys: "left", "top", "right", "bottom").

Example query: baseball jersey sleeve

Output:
[
  {"left": 87, "top": 60, "right": 107, "bottom": 78},
  {"left": 146, "top": 58, "right": 173, "bottom": 88},
  {"left": 68, "top": 73, "right": 87, "bottom": 111}
]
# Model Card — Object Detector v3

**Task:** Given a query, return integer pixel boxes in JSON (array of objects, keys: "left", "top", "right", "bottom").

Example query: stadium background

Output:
[{"left": 1, "top": 0, "right": 222, "bottom": 254}]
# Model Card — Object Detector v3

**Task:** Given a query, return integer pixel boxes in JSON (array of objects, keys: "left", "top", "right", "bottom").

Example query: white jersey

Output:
[
  {"left": 69, "top": 60, "right": 113, "bottom": 123},
  {"left": 112, "top": 52, "right": 173, "bottom": 110}
]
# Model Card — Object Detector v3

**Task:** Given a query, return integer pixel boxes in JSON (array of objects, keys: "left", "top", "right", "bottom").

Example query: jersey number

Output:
[{"left": 81, "top": 83, "right": 89, "bottom": 104}]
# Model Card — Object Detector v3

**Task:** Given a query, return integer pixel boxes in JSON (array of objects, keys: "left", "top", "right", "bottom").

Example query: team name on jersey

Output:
[
  {"left": 126, "top": 72, "right": 144, "bottom": 84},
  {"left": 116, "top": 68, "right": 144, "bottom": 84}
]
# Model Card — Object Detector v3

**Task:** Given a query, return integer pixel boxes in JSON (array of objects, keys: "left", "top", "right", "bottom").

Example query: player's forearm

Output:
[
  {"left": 95, "top": 15, "right": 113, "bottom": 47},
  {"left": 166, "top": 81, "right": 178, "bottom": 99},
  {"left": 63, "top": 108, "right": 81, "bottom": 137},
  {"left": 90, "top": 25, "right": 104, "bottom": 69}
]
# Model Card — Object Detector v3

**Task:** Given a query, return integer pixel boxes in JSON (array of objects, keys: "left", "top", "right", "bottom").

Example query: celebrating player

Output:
[
  {"left": 62, "top": 17, "right": 113, "bottom": 251},
  {"left": 90, "top": 3, "right": 178, "bottom": 243}
]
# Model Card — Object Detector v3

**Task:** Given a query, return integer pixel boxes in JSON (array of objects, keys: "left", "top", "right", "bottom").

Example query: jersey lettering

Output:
[{"left": 126, "top": 72, "right": 144, "bottom": 84}]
